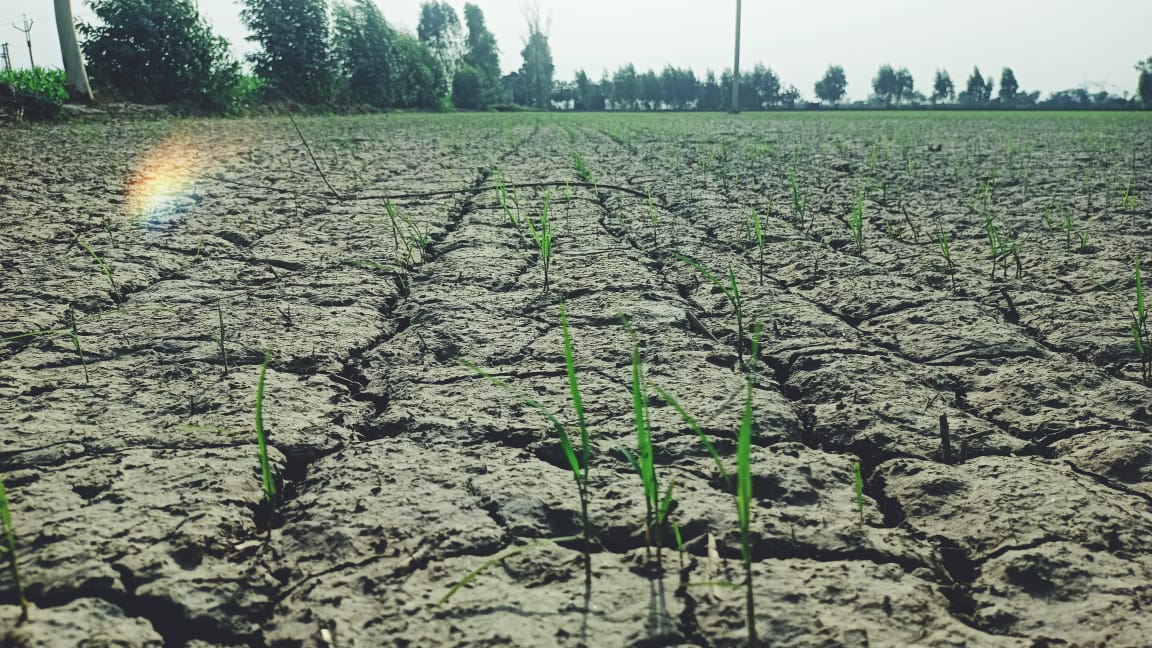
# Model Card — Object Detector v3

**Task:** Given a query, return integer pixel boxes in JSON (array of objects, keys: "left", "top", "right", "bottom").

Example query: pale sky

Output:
[{"left": 3, "top": 1, "right": 1150, "bottom": 101}]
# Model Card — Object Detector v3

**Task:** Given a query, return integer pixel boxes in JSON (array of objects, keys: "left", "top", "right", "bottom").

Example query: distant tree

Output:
[
  {"left": 780, "top": 84, "right": 801, "bottom": 108},
  {"left": 82, "top": 0, "right": 240, "bottom": 109},
  {"left": 961, "top": 67, "right": 992, "bottom": 105},
  {"left": 699, "top": 70, "right": 722, "bottom": 111},
  {"left": 894, "top": 67, "right": 914, "bottom": 103},
  {"left": 747, "top": 64, "right": 781, "bottom": 108},
  {"left": 813, "top": 64, "right": 847, "bottom": 105},
  {"left": 931, "top": 69, "right": 954, "bottom": 104},
  {"left": 393, "top": 31, "right": 444, "bottom": 109},
  {"left": 639, "top": 68, "right": 661, "bottom": 110},
  {"left": 659, "top": 65, "right": 696, "bottom": 110},
  {"left": 872, "top": 64, "right": 899, "bottom": 106},
  {"left": 418, "top": 1, "right": 462, "bottom": 96},
  {"left": 461, "top": 3, "right": 500, "bottom": 105},
  {"left": 573, "top": 69, "right": 603, "bottom": 110},
  {"left": 518, "top": 4, "right": 553, "bottom": 109},
  {"left": 241, "top": 0, "right": 334, "bottom": 104},
  {"left": 998, "top": 67, "right": 1018, "bottom": 103},
  {"left": 332, "top": 0, "right": 397, "bottom": 107},
  {"left": 612, "top": 63, "right": 638, "bottom": 110},
  {"left": 1137, "top": 57, "right": 1152, "bottom": 108},
  {"left": 451, "top": 64, "right": 485, "bottom": 109}
]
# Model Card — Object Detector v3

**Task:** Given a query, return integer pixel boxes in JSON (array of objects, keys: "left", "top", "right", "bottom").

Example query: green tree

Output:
[
  {"left": 418, "top": 1, "right": 462, "bottom": 96},
  {"left": 241, "top": 0, "right": 334, "bottom": 104},
  {"left": 639, "top": 68, "right": 661, "bottom": 110},
  {"left": 960, "top": 66, "right": 992, "bottom": 104},
  {"left": 452, "top": 64, "right": 484, "bottom": 109},
  {"left": 1136, "top": 57, "right": 1152, "bottom": 108},
  {"left": 332, "top": 0, "right": 397, "bottom": 107},
  {"left": 747, "top": 64, "right": 780, "bottom": 108},
  {"left": 931, "top": 69, "right": 954, "bottom": 104},
  {"left": 612, "top": 63, "right": 638, "bottom": 110},
  {"left": 573, "top": 69, "right": 603, "bottom": 110},
  {"left": 814, "top": 64, "right": 846, "bottom": 104},
  {"left": 518, "top": 5, "right": 553, "bottom": 110},
  {"left": 999, "top": 67, "right": 1018, "bottom": 103},
  {"left": 392, "top": 31, "right": 444, "bottom": 109},
  {"left": 894, "top": 68, "right": 913, "bottom": 103},
  {"left": 81, "top": 0, "right": 240, "bottom": 109},
  {"left": 698, "top": 70, "right": 722, "bottom": 111},
  {"left": 872, "top": 64, "right": 898, "bottom": 106},
  {"left": 461, "top": 3, "right": 500, "bottom": 105}
]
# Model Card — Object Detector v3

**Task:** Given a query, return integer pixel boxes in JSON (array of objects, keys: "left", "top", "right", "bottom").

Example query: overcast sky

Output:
[{"left": 3, "top": 0, "right": 1150, "bottom": 101}]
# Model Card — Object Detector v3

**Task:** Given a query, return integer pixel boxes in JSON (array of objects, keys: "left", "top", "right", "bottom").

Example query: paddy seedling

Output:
[
  {"left": 1132, "top": 258, "right": 1151, "bottom": 384},
  {"left": 75, "top": 234, "right": 119, "bottom": 302},
  {"left": 752, "top": 209, "right": 766, "bottom": 285},
  {"left": 935, "top": 224, "right": 956, "bottom": 291},
  {"left": 525, "top": 191, "right": 554, "bottom": 293},
  {"left": 789, "top": 169, "right": 808, "bottom": 231},
  {"left": 66, "top": 309, "right": 89, "bottom": 384},
  {"left": 572, "top": 151, "right": 594, "bottom": 184},
  {"left": 216, "top": 300, "right": 229, "bottom": 376},
  {"left": 0, "top": 476, "right": 28, "bottom": 623},
  {"left": 848, "top": 190, "right": 865, "bottom": 253},
  {"left": 647, "top": 188, "right": 659, "bottom": 247},
  {"left": 618, "top": 323, "right": 675, "bottom": 571},
  {"left": 254, "top": 348, "right": 276, "bottom": 538},
  {"left": 384, "top": 199, "right": 401, "bottom": 248},
  {"left": 457, "top": 303, "right": 593, "bottom": 584},
  {"left": 853, "top": 461, "right": 865, "bottom": 523},
  {"left": 735, "top": 323, "right": 763, "bottom": 646},
  {"left": 676, "top": 253, "right": 747, "bottom": 366}
]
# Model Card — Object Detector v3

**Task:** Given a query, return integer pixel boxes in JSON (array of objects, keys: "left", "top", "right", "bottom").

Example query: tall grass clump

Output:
[
  {"left": 0, "top": 477, "right": 28, "bottom": 623},
  {"left": 1133, "top": 257, "right": 1151, "bottom": 385},
  {"left": 456, "top": 304, "right": 593, "bottom": 586}
]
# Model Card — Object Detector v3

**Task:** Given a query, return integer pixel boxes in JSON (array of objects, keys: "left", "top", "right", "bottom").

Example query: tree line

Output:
[{"left": 39, "top": 0, "right": 1152, "bottom": 112}]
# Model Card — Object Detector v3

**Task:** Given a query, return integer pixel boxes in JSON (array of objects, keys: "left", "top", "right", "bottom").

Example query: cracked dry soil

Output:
[{"left": 1, "top": 111, "right": 1151, "bottom": 647}]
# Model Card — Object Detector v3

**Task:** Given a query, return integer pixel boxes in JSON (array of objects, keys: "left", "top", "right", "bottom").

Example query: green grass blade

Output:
[
  {"left": 439, "top": 535, "right": 581, "bottom": 605},
  {"left": 0, "top": 476, "right": 28, "bottom": 622},
  {"left": 560, "top": 305, "right": 590, "bottom": 477}
]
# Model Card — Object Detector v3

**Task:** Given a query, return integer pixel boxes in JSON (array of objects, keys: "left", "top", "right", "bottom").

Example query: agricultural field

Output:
[{"left": 1, "top": 110, "right": 1151, "bottom": 647}]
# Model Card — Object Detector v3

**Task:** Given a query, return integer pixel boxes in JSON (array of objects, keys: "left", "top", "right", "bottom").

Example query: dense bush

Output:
[
  {"left": 80, "top": 0, "right": 241, "bottom": 110},
  {"left": 241, "top": 0, "right": 335, "bottom": 105},
  {"left": 0, "top": 68, "right": 69, "bottom": 120}
]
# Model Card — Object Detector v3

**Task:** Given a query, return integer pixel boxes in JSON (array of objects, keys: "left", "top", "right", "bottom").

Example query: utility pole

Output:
[
  {"left": 53, "top": 0, "right": 94, "bottom": 102},
  {"left": 12, "top": 15, "right": 34, "bottom": 68},
  {"left": 2, "top": 43, "right": 12, "bottom": 76},
  {"left": 730, "top": 0, "right": 742, "bottom": 113}
]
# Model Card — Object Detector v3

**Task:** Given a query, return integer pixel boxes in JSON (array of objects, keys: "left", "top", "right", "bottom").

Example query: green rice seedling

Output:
[
  {"left": 853, "top": 461, "right": 865, "bottom": 523},
  {"left": 384, "top": 199, "right": 401, "bottom": 248},
  {"left": 0, "top": 477, "right": 28, "bottom": 623},
  {"left": 789, "top": 169, "right": 807, "bottom": 231},
  {"left": 676, "top": 254, "right": 747, "bottom": 366},
  {"left": 617, "top": 323, "right": 675, "bottom": 572},
  {"left": 848, "top": 190, "right": 864, "bottom": 253},
  {"left": 752, "top": 209, "right": 766, "bottom": 285},
  {"left": 1076, "top": 230, "right": 1091, "bottom": 253},
  {"left": 656, "top": 322, "right": 763, "bottom": 644},
  {"left": 254, "top": 348, "right": 276, "bottom": 538},
  {"left": 572, "top": 151, "right": 594, "bottom": 184},
  {"left": 647, "top": 188, "right": 659, "bottom": 247},
  {"left": 66, "top": 309, "right": 89, "bottom": 384},
  {"left": 735, "top": 323, "right": 763, "bottom": 646},
  {"left": 458, "top": 304, "right": 593, "bottom": 584},
  {"left": 935, "top": 224, "right": 955, "bottom": 292},
  {"left": 1062, "top": 205, "right": 1074, "bottom": 250},
  {"left": 216, "top": 300, "right": 229, "bottom": 376},
  {"left": 1122, "top": 180, "right": 1135, "bottom": 214},
  {"left": 525, "top": 191, "right": 554, "bottom": 293},
  {"left": 75, "top": 234, "right": 119, "bottom": 301},
  {"left": 1132, "top": 257, "right": 1151, "bottom": 384}
]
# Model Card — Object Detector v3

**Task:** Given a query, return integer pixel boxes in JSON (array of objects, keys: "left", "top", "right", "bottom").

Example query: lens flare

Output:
[{"left": 125, "top": 132, "right": 205, "bottom": 230}]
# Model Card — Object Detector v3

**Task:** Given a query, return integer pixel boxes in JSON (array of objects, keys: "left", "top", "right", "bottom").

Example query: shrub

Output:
[
  {"left": 0, "top": 68, "right": 69, "bottom": 120},
  {"left": 81, "top": 0, "right": 242, "bottom": 110}
]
